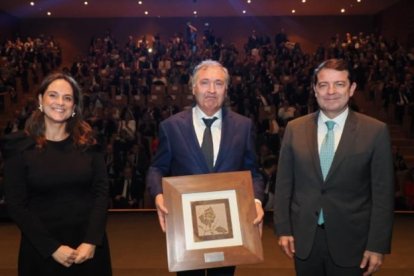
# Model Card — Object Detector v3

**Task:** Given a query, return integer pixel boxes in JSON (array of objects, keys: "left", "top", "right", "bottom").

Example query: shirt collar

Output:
[
  {"left": 194, "top": 106, "right": 222, "bottom": 126},
  {"left": 319, "top": 108, "right": 349, "bottom": 128}
]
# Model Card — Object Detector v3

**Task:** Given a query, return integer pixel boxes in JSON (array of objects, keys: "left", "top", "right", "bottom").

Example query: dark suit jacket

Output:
[
  {"left": 274, "top": 110, "right": 394, "bottom": 267},
  {"left": 112, "top": 177, "right": 141, "bottom": 201},
  {"left": 147, "top": 107, "right": 264, "bottom": 201}
]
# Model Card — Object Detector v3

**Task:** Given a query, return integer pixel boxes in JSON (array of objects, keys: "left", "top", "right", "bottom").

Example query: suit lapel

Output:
[
  {"left": 325, "top": 111, "right": 358, "bottom": 182},
  {"left": 180, "top": 109, "right": 210, "bottom": 172},
  {"left": 306, "top": 113, "right": 324, "bottom": 181},
  {"left": 214, "top": 108, "right": 230, "bottom": 171}
]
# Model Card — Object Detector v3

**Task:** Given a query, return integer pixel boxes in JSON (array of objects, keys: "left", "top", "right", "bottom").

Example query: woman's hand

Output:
[
  {"left": 52, "top": 245, "right": 78, "bottom": 267},
  {"left": 74, "top": 243, "right": 96, "bottom": 264}
]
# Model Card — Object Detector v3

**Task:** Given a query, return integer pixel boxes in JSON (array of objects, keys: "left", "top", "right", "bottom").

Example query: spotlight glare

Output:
[
  {"left": 138, "top": 1, "right": 143, "bottom": 4},
  {"left": 47, "top": 11, "right": 51, "bottom": 16},
  {"left": 144, "top": 10, "right": 149, "bottom": 15},
  {"left": 302, "top": 0, "right": 306, "bottom": 3},
  {"left": 30, "top": 2, "right": 35, "bottom": 6},
  {"left": 341, "top": 8, "right": 346, "bottom": 13},
  {"left": 84, "top": 1, "right": 88, "bottom": 5},
  {"left": 242, "top": 10, "right": 246, "bottom": 14},
  {"left": 193, "top": 10, "right": 197, "bottom": 15},
  {"left": 247, "top": 0, "right": 251, "bottom": 4},
  {"left": 292, "top": 9, "right": 296, "bottom": 14}
]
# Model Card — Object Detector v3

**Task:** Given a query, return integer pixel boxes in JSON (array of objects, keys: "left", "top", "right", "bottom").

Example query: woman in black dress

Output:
[{"left": 1, "top": 72, "right": 112, "bottom": 275}]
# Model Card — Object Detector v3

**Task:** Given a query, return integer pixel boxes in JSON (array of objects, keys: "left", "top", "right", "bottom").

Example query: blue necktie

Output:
[
  {"left": 201, "top": 117, "right": 217, "bottom": 171},
  {"left": 318, "top": 120, "right": 335, "bottom": 225}
]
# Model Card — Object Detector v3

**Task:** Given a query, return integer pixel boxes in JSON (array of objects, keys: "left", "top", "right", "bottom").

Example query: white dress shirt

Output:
[
  {"left": 317, "top": 108, "right": 349, "bottom": 154},
  {"left": 192, "top": 106, "right": 222, "bottom": 166}
]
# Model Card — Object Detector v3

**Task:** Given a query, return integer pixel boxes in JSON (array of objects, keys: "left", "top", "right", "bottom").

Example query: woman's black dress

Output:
[{"left": 2, "top": 132, "right": 112, "bottom": 275}]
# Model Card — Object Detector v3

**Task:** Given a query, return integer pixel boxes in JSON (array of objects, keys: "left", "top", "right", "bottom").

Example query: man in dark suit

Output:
[
  {"left": 112, "top": 166, "right": 141, "bottom": 208},
  {"left": 147, "top": 60, "right": 264, "bottom": 276},
  {"left": 274, "top": 59, "right": 394, "bottom": 276}
]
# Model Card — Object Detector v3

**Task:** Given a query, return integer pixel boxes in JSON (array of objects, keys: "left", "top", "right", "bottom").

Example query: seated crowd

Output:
[{"left": 0, "top": 26, "right": 413, "bottom": 210}]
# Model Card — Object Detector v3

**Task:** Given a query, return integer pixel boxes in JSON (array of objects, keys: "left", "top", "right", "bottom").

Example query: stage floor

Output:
[{"left": 0, "top": 212, "right": 413, "bottom": 275}]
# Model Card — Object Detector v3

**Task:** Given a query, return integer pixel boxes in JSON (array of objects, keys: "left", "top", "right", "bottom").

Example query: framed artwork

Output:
[{"left": 162, "top": 171, "right": 263, "bottom": 272}]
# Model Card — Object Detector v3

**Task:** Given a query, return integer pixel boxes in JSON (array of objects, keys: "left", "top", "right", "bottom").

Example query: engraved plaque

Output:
[{"left": 204, "top": 252, "right": 225, "bottom": 263}]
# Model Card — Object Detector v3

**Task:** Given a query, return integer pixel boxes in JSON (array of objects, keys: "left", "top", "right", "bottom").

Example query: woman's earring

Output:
[
  {"left": 72, "top": 112, "right": 76, "bottom": 117},
  {"left": 38, "top": 104, "right": 43, "bottom": 112}
]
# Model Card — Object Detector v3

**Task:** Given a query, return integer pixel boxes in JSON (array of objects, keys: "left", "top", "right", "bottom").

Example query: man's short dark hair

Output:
[{"left": 312, "top": 59, "right": 355, "bottom": 85}]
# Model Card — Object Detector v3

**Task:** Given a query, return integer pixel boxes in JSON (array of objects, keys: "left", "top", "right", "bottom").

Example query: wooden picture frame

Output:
[{"left": 162, "top": 171, "right": 263, "bottom": 272}]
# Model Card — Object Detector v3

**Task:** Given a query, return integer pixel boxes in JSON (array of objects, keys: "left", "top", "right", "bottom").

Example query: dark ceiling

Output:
[{"left": 0, "top": 0, "right": 402, "bottom": 18}]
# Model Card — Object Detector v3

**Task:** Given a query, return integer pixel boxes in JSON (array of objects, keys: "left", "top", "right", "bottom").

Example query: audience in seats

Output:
[{"left": 1, "top": 29, "right": 413, "bottom": 210}]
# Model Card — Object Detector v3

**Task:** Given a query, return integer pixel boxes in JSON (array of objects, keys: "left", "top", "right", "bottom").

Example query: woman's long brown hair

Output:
[{"left": 25, "top": 72, "right": 96, "bottom": 149}]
